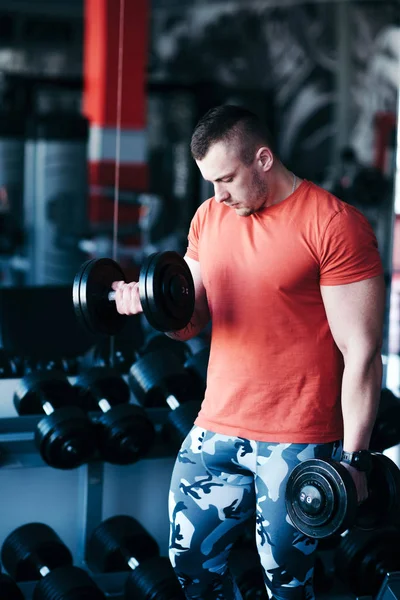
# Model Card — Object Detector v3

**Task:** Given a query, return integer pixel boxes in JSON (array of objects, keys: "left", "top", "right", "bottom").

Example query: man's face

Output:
[{"left": 196, "top": 141, "right": 268, "bottom": 217}]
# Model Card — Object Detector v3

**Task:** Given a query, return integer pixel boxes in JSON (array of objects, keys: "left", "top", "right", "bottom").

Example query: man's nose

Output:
[{"left": 214, "top": 185, "right": 230, "bottom": 203}]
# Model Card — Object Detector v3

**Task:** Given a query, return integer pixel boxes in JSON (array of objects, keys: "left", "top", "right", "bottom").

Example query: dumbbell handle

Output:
[
  {"left": 166, "top": 394, "right": 180, "bottom": 410},
  {"left": 93, "top": 397, "right": 141, "bottom": 455},
  {"left": 98, "top": 398, "right": 113, "bottom": 413},
  {"left": 128, "top": 556, "right": 140, "bottom": 570},
  {"left": 109, "top": 284, "right": 189, "bottom": 303},
  {"left": 42, "top": 401, "right": 55, "bottom": 415}
]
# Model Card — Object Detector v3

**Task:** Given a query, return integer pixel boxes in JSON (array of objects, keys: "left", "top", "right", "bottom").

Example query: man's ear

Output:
[{"left": 256, "top": 147, "right": 274, "bottom": 172}]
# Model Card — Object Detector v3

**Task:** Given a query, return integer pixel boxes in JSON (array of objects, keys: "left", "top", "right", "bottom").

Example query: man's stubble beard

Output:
[{"left": 237, "top": 170, "right": 269, "bottom": 217}]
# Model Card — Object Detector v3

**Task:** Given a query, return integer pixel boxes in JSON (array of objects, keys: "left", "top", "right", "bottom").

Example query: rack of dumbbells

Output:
[{"left": 0, "top": 324, "right": 210, "bottom": 600}]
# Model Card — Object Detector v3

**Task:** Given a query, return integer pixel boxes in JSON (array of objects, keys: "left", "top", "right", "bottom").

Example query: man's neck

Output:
[{"left": 266, "top": 168, "right": 300, "bottom": 207}]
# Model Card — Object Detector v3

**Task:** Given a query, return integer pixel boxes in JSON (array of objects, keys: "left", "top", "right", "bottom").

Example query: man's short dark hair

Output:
[{"left": 190, "top": 105, "right": 275, "bottom": 165}]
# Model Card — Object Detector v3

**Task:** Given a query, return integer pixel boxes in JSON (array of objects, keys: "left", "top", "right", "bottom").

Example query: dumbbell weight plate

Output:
[
  {"left": 139, "top": 251, "right": 195, "bottom": 332},
  {"left": 75, "top": 367, "right": 131, "bottom": 410},
  {"left": 94, "top": 403, "right": 156, "bottom": 465},
  {"left": 34, "top": 565, "right": 106, "bottom": 600},
  {"left": 125, "top": 555, "right": 185, "bottom": 600},
  {"left": 140, "top": 333, "right": 188, "bottom": 363},
  {"left": 163, "top": 401, "right": 202, "bottom": 450},
  {"left": 73, "top": 258, "right": 128, "bottom": 336},
  {"left": 370, "top": 388, "right": 400, "bottom": 452},
  {"left": 1, "top": 522, "right": 73, "bottom": 581},
  {"left": 129, "top": 350, "right": 193, "bottom": 407},
  {"left": 334, "top": 526, "right": 400, "bottom": 597},
  {"left": 86, "top": 515, "right": 159, "bottom": 573},
  {"left": 36, "top": 406, "right": 96, "bottom": 469},
  {"left": 285, "top": 458, "right": 358, "bottom": 538},
  {"left": 356, "top": 452, "right": 400, "bottom": 530},
  {"left": 14, "top": 371, "right": 78, "bottom": 415}
]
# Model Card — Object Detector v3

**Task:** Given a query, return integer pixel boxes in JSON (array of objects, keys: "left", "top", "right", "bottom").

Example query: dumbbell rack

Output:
[
  {"left": 13, "top": 573, "right": 128, "bottom": 599},
  {"left": 0, "top": 381, "right": 176, "bottom": 600}
]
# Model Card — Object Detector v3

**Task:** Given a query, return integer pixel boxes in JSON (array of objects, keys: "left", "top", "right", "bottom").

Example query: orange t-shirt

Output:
[{"left": 186, "top": 180, "right": 383, "bottom": 443}]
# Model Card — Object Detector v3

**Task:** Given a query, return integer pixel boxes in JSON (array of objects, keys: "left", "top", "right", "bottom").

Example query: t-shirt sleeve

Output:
[
  {"left": 319, "top": 206, "right": 383, "bottom": 285},
  {"left": 186, "top": 206, "right": 202, "bottom": 261}
]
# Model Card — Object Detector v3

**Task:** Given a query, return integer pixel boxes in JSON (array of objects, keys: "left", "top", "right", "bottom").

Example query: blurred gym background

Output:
[{"left": 0, "top": 1, "right": 397, "bottom": 599}]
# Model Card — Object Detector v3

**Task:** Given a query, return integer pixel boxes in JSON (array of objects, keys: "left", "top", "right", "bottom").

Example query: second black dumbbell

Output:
[
  {"left": 74, "top": 367, "right": 156, "bottom": 465},
  {"left": 129, "top": 349, "right": 202, "bottom": 450},
  {"left": 86, "top": 515, "right": 184, "bottom": 599}
]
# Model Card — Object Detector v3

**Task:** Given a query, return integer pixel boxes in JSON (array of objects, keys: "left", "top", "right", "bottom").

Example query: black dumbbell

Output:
[
  {"left": 128, "top": 349, "right": 201, "bottom": 449},
  {"left": 0, "top": 573, "right": 24, "bottom": 600},
  {"left": 370, "top": 388, "right": 400, "bottom": 452},
  {"left": 74, "top": 367, "right": 155, "bottom": 465},
  {"left": 140, "top": 333, "right": 189, "bottom": 364},
  {"left": 13, "top": 371, "right": 96, "bottom": 469},
  {"left": 86, "top": 515, "right": 184, "bottom": 599},
  {"left": 73, "top": 251, "right": 195, "bottom": 335},
  {"left": 334, "top": 526, "right": 400, "bottom": 597},
  {"left": 285, "top": 452, "right": 400, "bottom": 538},
  {"left": 1, "top": 522, "right": 105, "bottom": 600},
  {"left": 140, "top": 333, "right": 209, "bottom": 400}
]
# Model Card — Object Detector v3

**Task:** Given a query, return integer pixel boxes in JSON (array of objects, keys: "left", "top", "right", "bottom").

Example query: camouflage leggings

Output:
[{"left": 168, "top": 427, "right": 342, "bottom": 600}]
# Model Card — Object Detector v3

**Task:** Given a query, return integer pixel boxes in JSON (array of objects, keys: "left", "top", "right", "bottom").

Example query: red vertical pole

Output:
[{"left": 83, "top": 0, "right": 149, "bottom": 225}]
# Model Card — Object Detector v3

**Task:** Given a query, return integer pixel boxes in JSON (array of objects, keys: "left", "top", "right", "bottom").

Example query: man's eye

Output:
[{"left": 224, "top": 178, "right": 233, "bottom": 183}]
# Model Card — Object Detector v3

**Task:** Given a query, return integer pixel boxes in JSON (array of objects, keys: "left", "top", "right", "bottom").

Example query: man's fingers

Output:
[{"left": 112, "top": 281, "right": 142, "bottom": 315}]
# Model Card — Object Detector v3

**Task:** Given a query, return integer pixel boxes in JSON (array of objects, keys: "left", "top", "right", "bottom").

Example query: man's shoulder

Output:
[
  {"left": 304, "top": 181, "right": 368, "bottom": 224},
  {"left": 306, "top": 181, "right": 347, "bottom": 213}
]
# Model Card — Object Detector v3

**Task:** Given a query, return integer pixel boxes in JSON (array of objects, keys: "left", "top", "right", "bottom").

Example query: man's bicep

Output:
[
  {"left": 320, "top": 275, "right": 385, "bottom": 355},
  {"left": 184, "top": 255, "right": 211, "bottom": 323}
]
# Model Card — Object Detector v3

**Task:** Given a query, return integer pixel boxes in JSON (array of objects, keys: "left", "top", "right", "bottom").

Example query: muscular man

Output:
[{"left": 112, "top": 105, "right": 385, "bottom": 599}]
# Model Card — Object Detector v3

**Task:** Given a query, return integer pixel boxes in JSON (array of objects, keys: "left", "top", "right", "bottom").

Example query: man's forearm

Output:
[{"left": 341, "top": 350, "right": 382, "bottom": 452}]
